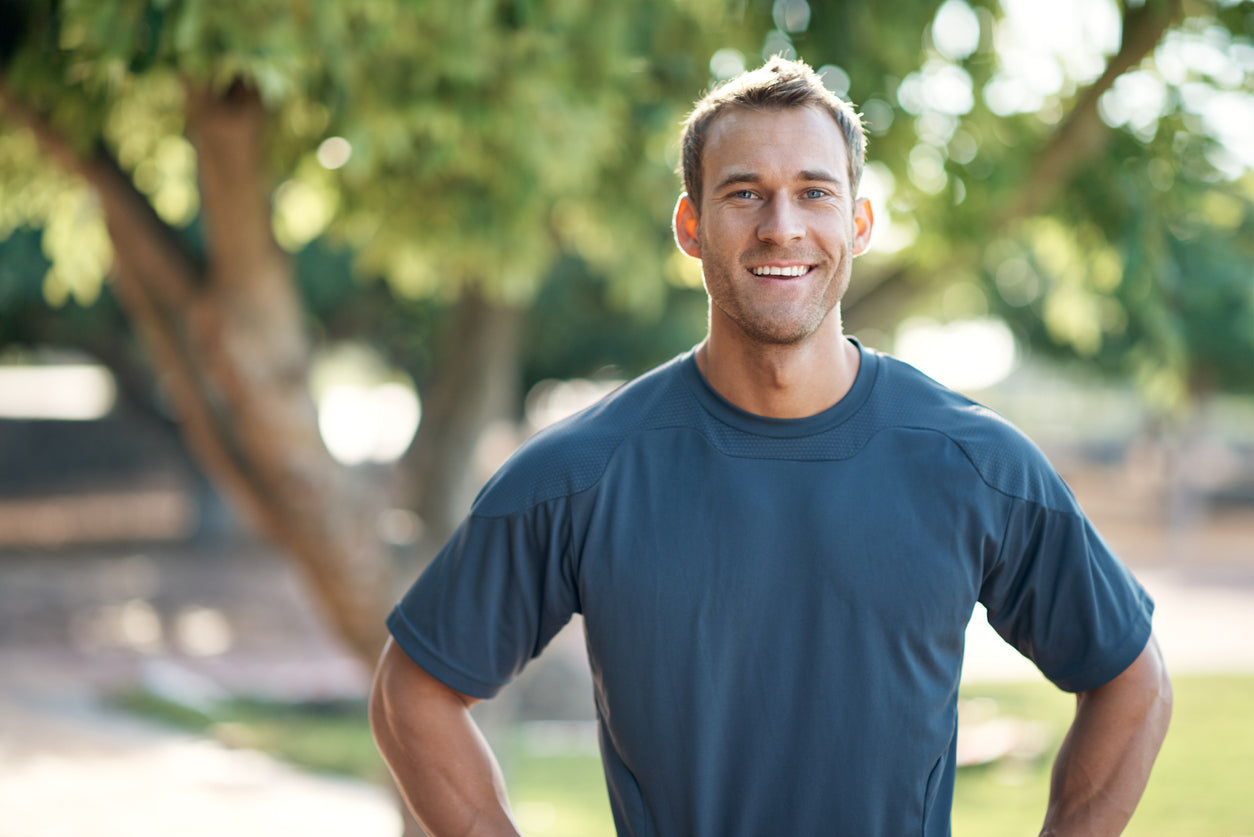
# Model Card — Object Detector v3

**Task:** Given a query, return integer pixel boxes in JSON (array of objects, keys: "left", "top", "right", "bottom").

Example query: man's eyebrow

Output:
[
  {"left": 713, "top": 171, "right": 762, "bottom": 192},
  {"left": 799, "top": 169, "right": 841, "bottom": 184}
]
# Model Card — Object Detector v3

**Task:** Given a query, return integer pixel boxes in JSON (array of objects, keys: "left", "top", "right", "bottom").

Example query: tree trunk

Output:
[
  {"left": 404, "top": 287, "right": 525, "bottom": 550},
  {"left": 181, "top": 82, "right": 395, "bottom": 664},
  {"left": 0, "top": 80, "right": 395, "bottom": 667}
]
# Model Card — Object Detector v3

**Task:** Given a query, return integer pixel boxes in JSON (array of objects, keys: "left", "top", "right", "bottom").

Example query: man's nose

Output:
[{"left": 757, "top": 196, "right": 804, "bottom": 245}]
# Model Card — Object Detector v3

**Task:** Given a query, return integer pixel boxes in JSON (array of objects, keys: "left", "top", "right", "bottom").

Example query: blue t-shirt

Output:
[{"left": 387, "top": 342, "right": 1153, "bottom": 837}]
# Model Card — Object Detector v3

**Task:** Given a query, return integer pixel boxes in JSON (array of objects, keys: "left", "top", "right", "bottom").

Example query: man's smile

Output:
[{"left": 748, "top": 264, "right": 814, "bottom": 278}]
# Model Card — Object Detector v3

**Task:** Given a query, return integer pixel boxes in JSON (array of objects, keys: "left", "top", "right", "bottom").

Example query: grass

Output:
[
  {"left": 110, "top": 691, "right": 391, "bottom": 784},
  {"left": 503, "top": 747, "right": 615, "bottom": 837},
  {"left": 951, "top": 676, "right": 1254, "bottom": 837},
  {"left": 114, "top": 675, "right": 1254, "bottom": 836}
]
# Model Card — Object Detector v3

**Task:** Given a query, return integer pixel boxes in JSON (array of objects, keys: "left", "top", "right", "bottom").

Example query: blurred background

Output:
[{"left": 0, "top": 0, "right": 1251, "bottom": 834}]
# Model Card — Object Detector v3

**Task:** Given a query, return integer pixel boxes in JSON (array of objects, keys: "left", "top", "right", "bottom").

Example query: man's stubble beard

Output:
[{"left": 701, "top": 247, "right": 852, "bottom": 347}]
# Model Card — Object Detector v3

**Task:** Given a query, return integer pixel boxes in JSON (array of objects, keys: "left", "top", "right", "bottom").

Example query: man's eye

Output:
[
  {"left": 733, "top": 190, "right": 756, "bottom": 199},
  {"left": 804, "top": 189, "right": 827, "bottom": 199}
]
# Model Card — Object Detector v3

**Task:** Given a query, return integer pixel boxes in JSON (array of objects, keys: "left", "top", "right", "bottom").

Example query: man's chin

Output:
[
  {"left": 734, "top": 319, "right": 825, "bottom": 347},
  {"left": 736, "top": 306, "right": 842, "bottom": 347}
]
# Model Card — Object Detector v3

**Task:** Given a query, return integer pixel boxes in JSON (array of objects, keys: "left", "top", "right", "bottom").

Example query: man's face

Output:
[{"left": 674, "top": 105, "right": 873, "bottom": 347}]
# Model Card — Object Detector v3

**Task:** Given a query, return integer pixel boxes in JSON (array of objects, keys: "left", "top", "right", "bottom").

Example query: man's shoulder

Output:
[
  {"left": 872, "top": 352, "right": 1073, "bottom": 508},
  {"left": 471, "top": 353, "right": 696, "bottom": 517}
]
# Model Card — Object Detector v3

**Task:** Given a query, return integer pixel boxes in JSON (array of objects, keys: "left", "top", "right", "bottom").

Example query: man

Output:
[{"left": 371, "top": 58, "right": 1171, "bottom": 836}]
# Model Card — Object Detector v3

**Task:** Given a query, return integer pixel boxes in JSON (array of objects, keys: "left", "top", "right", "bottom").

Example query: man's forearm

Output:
[
  {"left": 1040, "top": 635, "right": 1172, "bottom": 836},
  {"left": 370, "top": 639, "right": 522, "bottom": 837}
]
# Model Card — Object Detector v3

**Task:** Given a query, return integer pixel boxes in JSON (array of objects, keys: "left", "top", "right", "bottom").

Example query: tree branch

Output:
[
  {"left": 180, "top": 79, "right": 395, "bottom": 661},
  {"left": 185, "top": 81, "right": 290, "bottom": 294},
  {"left": 183, "top": 78, "right": 315, "bottom": 471},
  {"left": 1006, "top": 0, "right": 1183, "bottom": 223},
  {"left": 846, "top": 1, "right": 1184, "bottom": 330}
]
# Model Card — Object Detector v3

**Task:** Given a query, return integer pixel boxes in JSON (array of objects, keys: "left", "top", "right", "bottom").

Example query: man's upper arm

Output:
[
  {"left": 372, "top": 638, "right": 482, "bottom": 719},
  {"left": 1038, "top": 633, "right": 1172, "bottom": 835},
  {"left": 1079, "top": 632, "right": 1171, "bottom": 708}
]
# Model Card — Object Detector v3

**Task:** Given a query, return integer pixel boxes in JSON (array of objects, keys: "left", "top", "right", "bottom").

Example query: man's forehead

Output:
[{"left": 702, "top": 105, "right": 852, "bottom": 188}]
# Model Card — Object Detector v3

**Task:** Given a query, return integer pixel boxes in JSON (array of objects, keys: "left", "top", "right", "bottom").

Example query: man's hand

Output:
[
  {"left": 1039, "top": 634, "right": 1172, "bottom": 836},
  {"left": 370, "top": 639, "right": 523, "bottom": 837}
]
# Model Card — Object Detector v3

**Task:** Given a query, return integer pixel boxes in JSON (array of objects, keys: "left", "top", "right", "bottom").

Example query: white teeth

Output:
[{"left": 751, "top": 265, "right": 809, "bottom": 277}]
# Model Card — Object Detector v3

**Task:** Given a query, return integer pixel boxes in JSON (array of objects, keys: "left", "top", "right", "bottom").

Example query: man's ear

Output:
[
  {"left": 852, "top": 197, "right": 874, "bottom": 256},
  {"left": 673, "top": 193, "right": 701, "bottom": 259}
]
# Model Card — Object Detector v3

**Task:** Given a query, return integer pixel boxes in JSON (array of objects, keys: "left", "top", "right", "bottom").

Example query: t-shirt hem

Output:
[
  {"left": 1051, "top": 601, "right": 1155, "bottom": 694},
  {"left": 386, "top": 608, "right": 507, "bottom": 700}
]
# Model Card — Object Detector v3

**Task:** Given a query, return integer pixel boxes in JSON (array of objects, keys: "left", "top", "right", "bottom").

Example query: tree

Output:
[
  {"left": 0, "top": 0, "right": 745, "bottom": 669},
  {"left": 758, "top": 0, "right": 1254, "bottom": 407},
  {"left": 3, "top": 0, "right": 1250, "bottom": 635}
]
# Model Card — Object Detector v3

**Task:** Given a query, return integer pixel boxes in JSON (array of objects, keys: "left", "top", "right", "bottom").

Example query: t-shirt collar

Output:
[{"left": 680, "top": 338, "right": 879, "bottom": 438}]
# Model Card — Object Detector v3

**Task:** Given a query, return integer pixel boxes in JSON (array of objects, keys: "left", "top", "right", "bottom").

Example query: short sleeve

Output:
[
  {"left": 386, "top": 498, "right": 579, "bottom": 700},
  {"left": 979, "top": 495, "right": 1154, "bottom": 693}
]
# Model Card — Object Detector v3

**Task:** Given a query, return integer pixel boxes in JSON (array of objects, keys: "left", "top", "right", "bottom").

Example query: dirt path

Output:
[{"left": 0, "top": 653, "right": 399, "bottom": 837}]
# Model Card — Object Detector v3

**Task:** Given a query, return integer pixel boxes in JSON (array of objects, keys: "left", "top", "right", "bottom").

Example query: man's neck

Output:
[{"left": 695, "top": 314, "right": 861, "bottom": 419}]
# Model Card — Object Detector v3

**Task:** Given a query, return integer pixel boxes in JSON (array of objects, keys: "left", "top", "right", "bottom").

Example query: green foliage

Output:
[
  {"left": 521, "top": 253, "right": 710, "bottom": 389},
  {"left": 0, "top": 0, "right": 748, "bottom": 398},
  {"left": 0, "top": 228, "right": 49, "bottom": 314},
  {"left": 993, "top": 129, "right": 1254, "bottom": 403},
  {"left": 0, "top": 226, "right": 134, "bottom": 353},
  {"left": 760, "top": 0, "right": 1254, "bottom": 404},
  {"left": 2, "top": 0, "right": 1252, "bottom": 406},
  {"left": 0, "top": 0, "right": 739, "bottom": 306}
]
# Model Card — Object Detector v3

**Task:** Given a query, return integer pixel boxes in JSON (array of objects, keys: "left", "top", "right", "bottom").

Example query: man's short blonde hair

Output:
[{"left": 679, "top": 57, "right": 866, "bottom": 209}]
